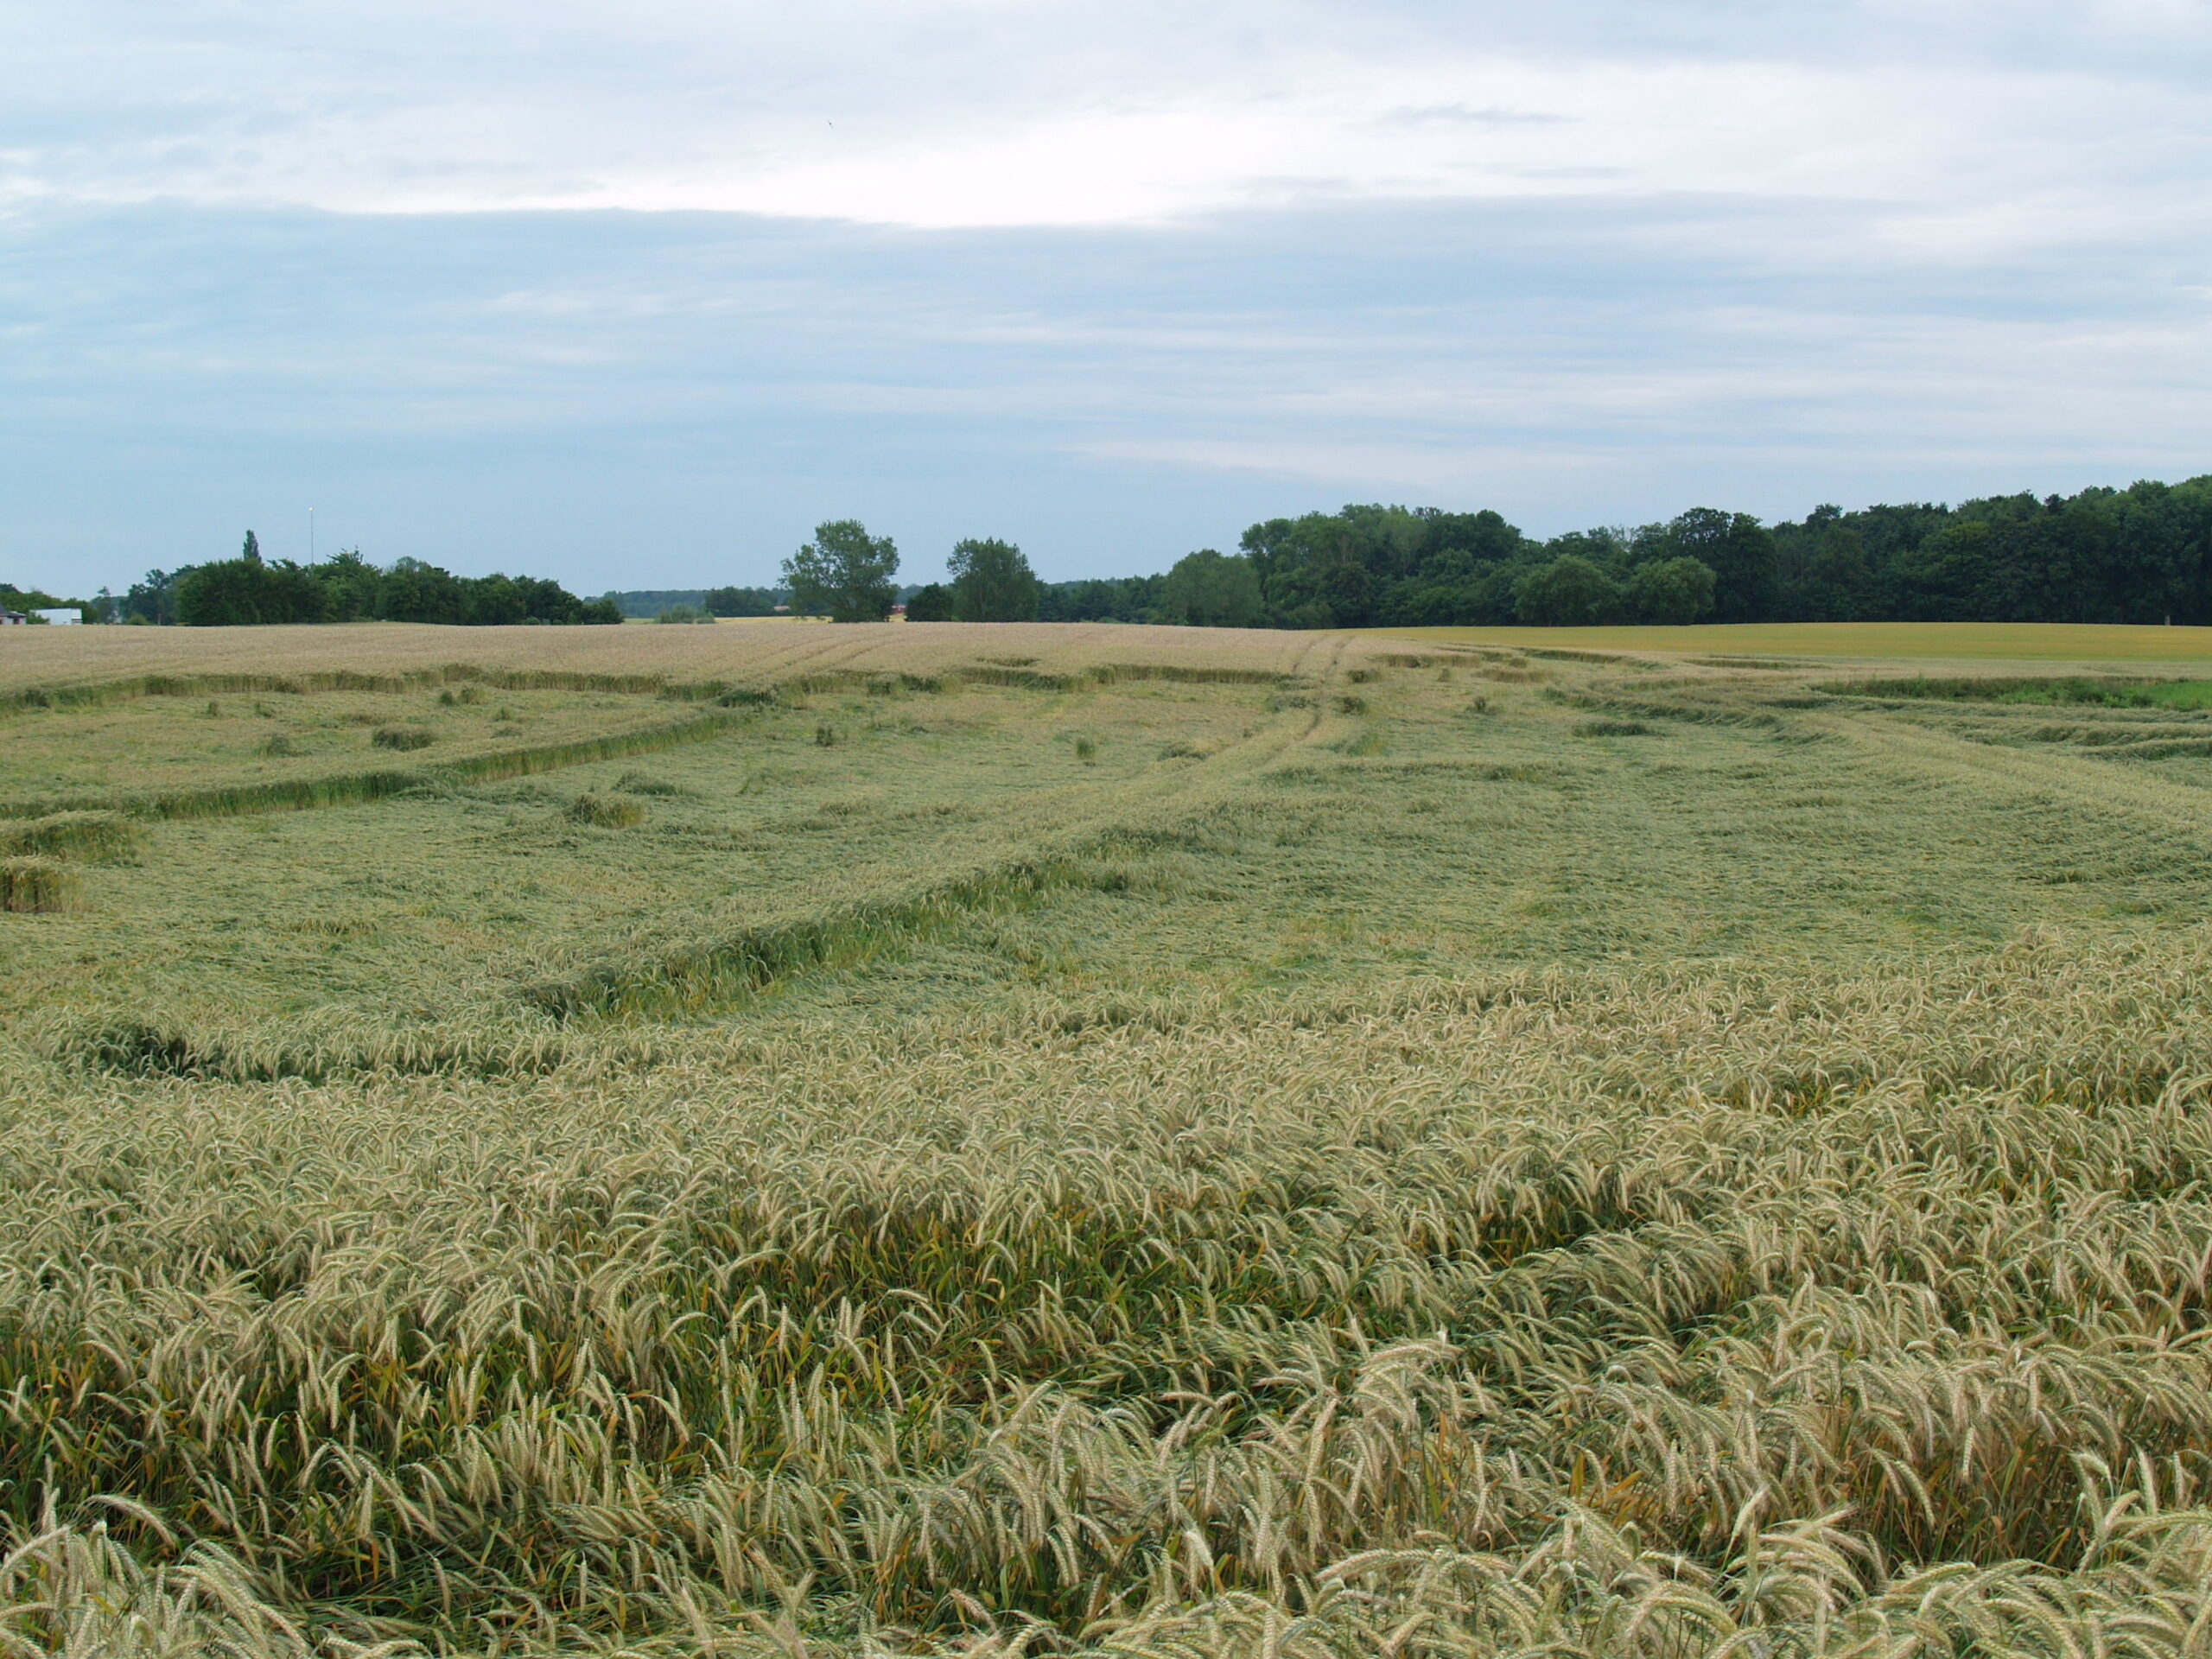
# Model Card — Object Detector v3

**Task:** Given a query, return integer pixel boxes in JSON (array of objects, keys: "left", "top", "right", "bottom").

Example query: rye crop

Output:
[{"left": 4, "top": 622, "right": 2212, "bottom": 1655}]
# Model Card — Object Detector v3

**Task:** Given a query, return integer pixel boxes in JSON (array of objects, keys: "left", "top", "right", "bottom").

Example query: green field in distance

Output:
[{"left": 1378, "top": 618, "right": 2212, "bottom": 662}]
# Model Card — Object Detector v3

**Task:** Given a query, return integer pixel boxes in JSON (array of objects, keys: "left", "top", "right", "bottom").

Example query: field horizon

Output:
[
  {"left": 7, "top": 618, "right": 2212, "bottom": 1656},
  {"left": 11, "top": 619, "right": 2212, "bottom": 693},
  {"left": 1377, "top": 617, "right": 2212, "bottom": 663}
]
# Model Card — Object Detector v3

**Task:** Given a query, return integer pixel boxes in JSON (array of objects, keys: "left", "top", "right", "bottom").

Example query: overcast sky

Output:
[{"left": 3, "top": 1, "right": 2209, "bottom": 594}]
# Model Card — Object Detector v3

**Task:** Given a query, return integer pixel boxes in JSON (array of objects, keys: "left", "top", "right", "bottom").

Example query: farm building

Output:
[
  {"left": 32, "top": 607, "right": 79, "bottom": 626},
  {"left": 0, "top": 610, "right": 23, "bottom": 626}
]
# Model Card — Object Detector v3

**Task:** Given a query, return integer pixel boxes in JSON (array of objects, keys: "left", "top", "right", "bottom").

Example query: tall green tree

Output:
[
  {"left": 311, "top": 548, "right": 381, "bottom": 620},
  {"left": 1890, "top": 521, "right": 1997, "bottom": 620},
  {"left": 377, "top": 556, "right": 467, "bottom": 624},
  {"left": 1791, "top": 516, "right": 1878, "bottom": 621},
  {"left": 1624, "top": 556, "right": 1716, "bottom": 625},
  {"left": 1159, "top": 549, "right": 1263, "bottom": 626},
  {"left": 784, "top": 520, "right": 899, "bottom": 622},
  {"left": 176, "top": 554, "right": 323, "bottom": 626},
  {"left": 947, "top": 537, "right": 1039, "bottom": 621},
  {"left": 1650, "top": 509, "right": 1778, "bottom": 623},
  {"left": 1513, "top": 556, "right": 1619, "bottom": 626},
  {"left": 1238, "top": 504, "right": 1535, "bottom": 627},
  {"left": 904, "top": 582, "right": 957, "bottom": 621},
  {"left": 121, "top": 569, "right": 184, "bottom": 625}
]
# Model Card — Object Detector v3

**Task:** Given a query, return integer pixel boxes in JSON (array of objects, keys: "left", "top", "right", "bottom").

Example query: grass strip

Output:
[
  {"left": 1821, "top": 674, "right": 2177, "bottom": 704},
  {"left": 516, "top": 853, "right": 1099, "bottom": 1020},
  {"left": 31, "top": 1008, "right": 657, "bottom": 1082},
  {"left": 0, "top": 708, "right": 760, "bottom": 823},
  {"left": 0, "top": 809, "right": 139, "bottom": 860},
  {"left": 954, "top": 662, "right": 1289, "bottom": 692},
  {"left": 36, "top": 854, "right": 1102, "bottom": 1076},
  {"left": 0, "top": 855, "right": 79, "bottom": 912},
  {"left": 0, "top": 663, "right": 758, "bottom": 716},
  {"left": 1553, "top": 689, "right": 1787, "bottom": 728},
  {"left": 5, "top": 658, "right": 1280, "bottom": 732}
]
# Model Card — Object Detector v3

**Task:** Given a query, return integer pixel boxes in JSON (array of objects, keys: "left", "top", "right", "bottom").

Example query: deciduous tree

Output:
[
  {"left": 1513, "top": 555, "right": 1619, "bottom": 626},
  {"left": 1624, "top": 556, "right": 1716, "bottom": 625},
  {"left": 1159, "top": 549, "right": 1263, "bottom": 627},
  {"left": 948, "top": 538, "right": 1039, "bottom": 622},
  {"left": 784, "top": 520, "right": 899, "bottom": 622},
  {"left": 905, "top": 582, "right": 956, "bottom": 621}
]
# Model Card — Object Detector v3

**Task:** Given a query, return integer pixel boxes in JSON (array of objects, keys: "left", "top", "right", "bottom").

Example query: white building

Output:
[{"left": 32, "top": 608, "right": 79, "bottom": 626}]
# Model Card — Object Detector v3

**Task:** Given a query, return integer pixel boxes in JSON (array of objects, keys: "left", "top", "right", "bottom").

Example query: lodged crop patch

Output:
[{"left": 8, "top": 622, "right": 2212, "bottom": 1656}]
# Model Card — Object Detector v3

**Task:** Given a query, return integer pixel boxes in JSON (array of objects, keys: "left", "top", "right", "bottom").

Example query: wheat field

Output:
[{"left": 8, "top": 622, "right": 2212, "bottom": 1656}]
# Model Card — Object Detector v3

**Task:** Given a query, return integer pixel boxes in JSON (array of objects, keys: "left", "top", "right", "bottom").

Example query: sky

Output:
[{"left": 3, "top": 1, "right": 2209, "bottom": 596}]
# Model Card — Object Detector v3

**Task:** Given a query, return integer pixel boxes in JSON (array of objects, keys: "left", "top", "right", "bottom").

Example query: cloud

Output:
[
  {"left": 0, "top": 3, "right": 2207, "bottom": 594},
  {"left": 1371, "top": 105, "right": 1577, "bottom": 130},
  {"left": 4, "top": 186, "right": 2207, "bottom": 596},
  {"left": 2, "top": 3, "right": 2206, "bottom": 235}
]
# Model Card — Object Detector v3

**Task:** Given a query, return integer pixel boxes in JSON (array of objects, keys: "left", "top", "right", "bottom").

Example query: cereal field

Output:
[
  {"left": 8, "top": 620, "right": 2212, "bottom": 1657},
  {"left": 1380, "top": 618, "right": 2212, "bottom": 662}
]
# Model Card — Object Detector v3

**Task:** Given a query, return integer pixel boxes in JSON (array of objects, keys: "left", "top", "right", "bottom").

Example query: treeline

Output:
[
  {"left": 0, "top": 582, "right": 95, "bottom": 621},
  {"left": 600, "top": 586, "right": 791, "bottom": 619},
  {"left": 118, "top": 536, "right": 621, "bottom": 626},
  {"left": 1034, "top": 475, "right": 2212, "bottom": 630},
  {"left": 912, "top": 547, "right": 1257, "bottom": 627},
  {"left": 1036, "top": 551, "right": 1257, "bottom": 626},
  {"left": 1211, "top": 476, "right": 2212, "bottom": 630},
  {"left": 791, "top": 475, "right": 2212, "bottom": 632},
  {"left": 30, "top": 474, "right": 2212, "bottom": 636}
]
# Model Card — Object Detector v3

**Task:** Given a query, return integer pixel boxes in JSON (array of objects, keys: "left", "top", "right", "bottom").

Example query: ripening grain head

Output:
[{"left": 2, "top": 631, "right": 2211, "bottom": 1655}]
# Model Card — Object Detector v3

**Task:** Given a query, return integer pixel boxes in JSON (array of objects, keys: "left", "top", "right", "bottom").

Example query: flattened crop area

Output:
[{"left": 10, "top": 625, "right": 2212, "bottom": 1656}]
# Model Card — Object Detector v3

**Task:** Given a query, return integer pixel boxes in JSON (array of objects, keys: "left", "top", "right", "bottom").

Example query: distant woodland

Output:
[
  {"left": 97, "top": 538, "right": 621, "bottom": 626},
  {"left": 1050, "top": 474, "right": 2212, "bottom": 630},
  {"left": 16, "top": 474, "right": 2212, "bottom": 628}
]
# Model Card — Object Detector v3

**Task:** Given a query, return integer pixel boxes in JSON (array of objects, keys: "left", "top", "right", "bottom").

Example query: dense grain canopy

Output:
[{"left": 6, "top": 620, "right": 2212, "bottom": 1656}]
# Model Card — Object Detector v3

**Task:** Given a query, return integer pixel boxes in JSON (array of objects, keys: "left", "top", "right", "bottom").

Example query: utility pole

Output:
[{"left": 309, "top": 507, "right": 315, "bottom": 563}]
